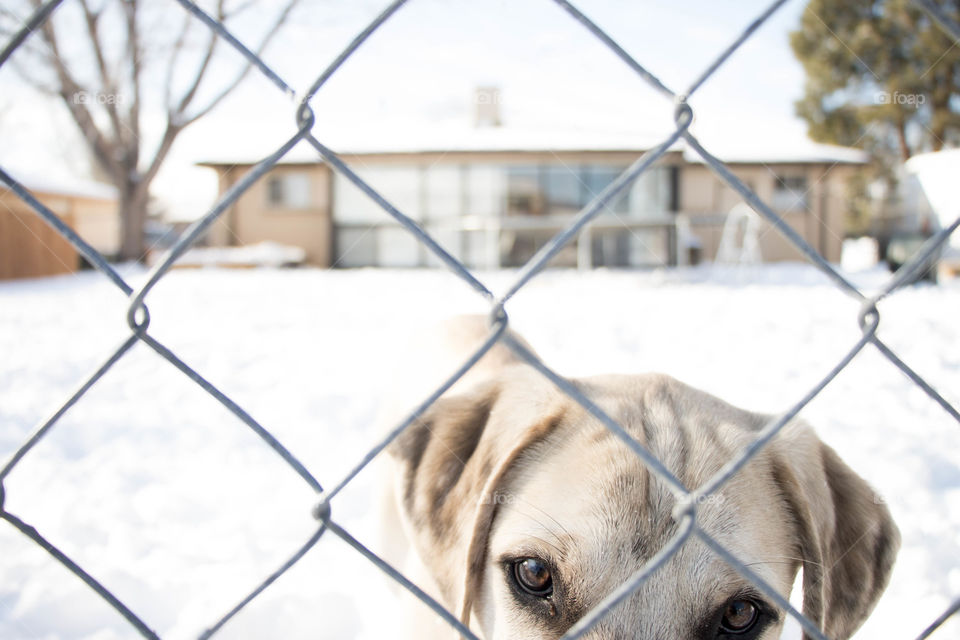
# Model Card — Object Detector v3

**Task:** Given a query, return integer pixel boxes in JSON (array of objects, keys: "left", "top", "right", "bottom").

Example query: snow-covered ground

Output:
[{"left": 1, "top": 263, "right": 958, "bottom": 639}]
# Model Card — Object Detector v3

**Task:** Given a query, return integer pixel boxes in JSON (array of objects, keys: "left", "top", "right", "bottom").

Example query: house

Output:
[
  {"left": 0, "top": 174, "right": 118, "bottom": 280},
  {"left": 198, "top": 127, "right": 865, "bottom": 270}
]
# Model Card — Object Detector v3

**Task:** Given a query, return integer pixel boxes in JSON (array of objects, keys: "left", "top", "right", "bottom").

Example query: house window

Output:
[
  {"left": 333, "top": 166, "right": 422, "bottom": 223},
  {"left": 332, "top": 165, "right": 424, "bottom": 267},
  {"left": 266, "top": 172, "right": 313, "bottom": 209},
  {"left": 583, "top": 166, "right": 628, "bottom": 213},
  {"left": 629, "top": 167, "right": 669, "bottom": 216},
  {"left": 424, "top": 165, "right": 462, "bottom": 221},
  {"left": 771, "top": 174, "right": 808, "bottom": 211},
  {"left": 329, "top": 159, "right": 674, "bottom": 268},
  {"left": 465, "top": 164, "right": 505, "bottom": 218},
  {"left": 543, "top": 165, "right": 582, "bottom": 216},
  {"left": 506, "top": 166, "right": 544, "bottom": 216}
]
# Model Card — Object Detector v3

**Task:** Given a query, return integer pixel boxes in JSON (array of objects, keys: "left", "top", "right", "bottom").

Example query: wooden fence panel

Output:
[{"left": 0, "top": 203, "right": 78, "bottom": 280}]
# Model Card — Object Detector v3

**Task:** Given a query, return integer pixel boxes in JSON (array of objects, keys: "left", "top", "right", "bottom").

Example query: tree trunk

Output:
[
  {"left": 895, "top": 118, "right": 911, "bottom": 162},
  {"left": 118, "top": 179, "right": 149, "bottom": 263},
  {"left": 930, "top": 96, "right": 948, "bottom": 152},
  {"left": 931, "top": 131, "right": 945, "bottom": 152}
]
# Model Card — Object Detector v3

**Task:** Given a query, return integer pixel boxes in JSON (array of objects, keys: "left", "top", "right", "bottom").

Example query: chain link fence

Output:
[{"left": 2, "top": 0, "right": 959, "bottom": 638}]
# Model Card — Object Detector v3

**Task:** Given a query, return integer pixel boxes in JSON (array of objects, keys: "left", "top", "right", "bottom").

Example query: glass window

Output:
[
  {"left": 424, "top": 165, "right": 462, "bottom": 221},
  {"left": 377, "top": 227, "right": 421, "bottom": 267},
  {"left": 591, "top": 229, "right": 631, "bottom": 266},
  {"left": 590, "top": 228, "right": 667, "bottom": 267},
  {"left": 465, "top": 164, "right": 505, "bottom": 218},
  {"left": 334, "top": 228, "right": 377, "bottom": 267},
  {"left": 628, "top": 167, "right": 669, "bottom": 218},
  {"left": 423, "top": 227, "right": 463, "bottom": 268},
  {"left": 627, "top": 229, "right": 668, "bottom": 265},
  {"left": 771, "top": 174, "right": 808, "bottom": 211},
  {"left": 335, "top": 227, "right": 424, "bottom": 267},
  {"left": 462, "top": 229, "right": 495, "bottom": 269},
  {"left": 333, "top": 165, "right": 423, "bottom": 224},
  {"left": 266, "top": 172, "right": 312, "bottom": 209},
  {"left": 543, "top": 165, "right": 583, "bottom": 217},
  {"left": 506, "top": 166, "right": 544, "bottom": 216},
  {"left": 583, "top": 166, "right": 629, "bottom": 214},
  {"left": 334, "top": 170, "right": 384, "bottom": 224}
]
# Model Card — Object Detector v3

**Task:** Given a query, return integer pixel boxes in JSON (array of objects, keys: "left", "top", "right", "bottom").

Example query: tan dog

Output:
[{"left": 382, "top": 316, "right": 899, "bottom": 639}]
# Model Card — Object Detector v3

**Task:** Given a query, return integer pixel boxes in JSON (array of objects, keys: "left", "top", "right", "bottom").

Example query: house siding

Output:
[
  {"left": 209, "top": 164, "right": 333, "bottom": 267},
  {"left": 0, "top": 187, "right": 117, "bottom": 280},
  {"left": 200, "top": 150, "right": 860, "bottom": 268}
]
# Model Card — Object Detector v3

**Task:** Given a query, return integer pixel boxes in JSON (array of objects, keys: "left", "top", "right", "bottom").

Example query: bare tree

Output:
[{"left": 2, "top": 0, "right": 302, "bottom": 261}]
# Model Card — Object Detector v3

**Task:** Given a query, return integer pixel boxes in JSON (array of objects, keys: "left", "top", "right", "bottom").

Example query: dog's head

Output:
[{"left": 389, "top": 367, "right": 899, "bottom": 640}]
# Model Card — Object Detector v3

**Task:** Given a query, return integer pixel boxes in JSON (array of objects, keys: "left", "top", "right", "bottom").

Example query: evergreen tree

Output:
[{"left": 791, "top": 0, "right": 960, "bottom": 162}]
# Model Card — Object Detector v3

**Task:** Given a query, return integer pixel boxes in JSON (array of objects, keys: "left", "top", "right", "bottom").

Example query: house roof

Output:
[
  {"left": 197, "top": 126, "right": 679, "bottom": 167},
  {"left": 1, "top": 171, "right": 118, "bottom": 201},
  {"left": 197, "top": 125, "right": 868, "bottom": 167},
  {"left": 681, "top": 140, "right": 868, "bottom": 165}
]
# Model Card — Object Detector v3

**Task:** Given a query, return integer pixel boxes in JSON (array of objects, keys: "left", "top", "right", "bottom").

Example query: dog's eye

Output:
[
  {"left": 513, "top": 558, "right": 553, "bottom": 596},
  {"left": 719, "top": 598, "right": 759, "bottom": 634}
]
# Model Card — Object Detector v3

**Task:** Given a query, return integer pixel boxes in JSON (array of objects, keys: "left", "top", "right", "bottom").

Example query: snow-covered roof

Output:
[
  {"left": 682, "top": 140, "right": 868, "bottom": 165},
  {"left": 1, "top": 171, "right": 118, "bottom": 201},
  {"left": 335, "top": 126, "right": 679, "bottom": 155},
  {"left": 198, "top": 126, "right": 681, "bottom": 166},
  {"left": 197, "top": 125, "right": 868, "bottom": 167}
]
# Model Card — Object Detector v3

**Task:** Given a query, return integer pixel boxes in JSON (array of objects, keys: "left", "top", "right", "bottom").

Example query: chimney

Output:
[{"left": 474, "top": 86, "right": 502, "bottom": 128}]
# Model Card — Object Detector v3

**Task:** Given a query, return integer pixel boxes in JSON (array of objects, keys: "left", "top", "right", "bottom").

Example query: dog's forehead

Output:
[
  {"left": 486, "top": 377, "right": 795, "bottom": 635},
  {"left": 491, "top": 373, "right": 770, "bottom": 549},
  {"left": 489, "top": 431, "right": 787, "bottom": 636},
  {"left": 492, "top": 422, "right": 731, "bottom": 567}
]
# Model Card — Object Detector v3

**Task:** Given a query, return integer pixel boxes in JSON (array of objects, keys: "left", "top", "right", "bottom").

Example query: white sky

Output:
[{"left": 0, "top": 0, "right": 819, "bottom": 219}]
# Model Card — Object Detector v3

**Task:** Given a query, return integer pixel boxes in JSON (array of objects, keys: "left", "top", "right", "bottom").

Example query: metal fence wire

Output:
[{"left": 2, "top": 0, "right": 960, "bottom": 638}]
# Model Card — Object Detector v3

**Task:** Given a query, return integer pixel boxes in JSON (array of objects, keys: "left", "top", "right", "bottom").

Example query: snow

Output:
[
  {"left": 680, "top": 136, "right": 868, "bottom": 165},
  {"left": 196, "top": 125, "right": 867, "bottom": 168},
  {"left": 162, "top": 242, "right": 307, "bottom": 269},
  {"left": 1, "top": 263, "right": 958, "bottom": 639},
  {"left": 906, "top": 150, "right": 960, "bottom": 253},
  {"left": 1, "top": 169, "right": 117, "bottom": 202},
  {"left": 840, "top": 237, "right": 879, "bottom": 273}
]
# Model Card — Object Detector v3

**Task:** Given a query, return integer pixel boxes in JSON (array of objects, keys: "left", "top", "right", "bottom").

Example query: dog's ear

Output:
[
  {"left": 771, "top": 424, "right": 900, "bottom": 640},
  {"left": 388, "top": 369, "right": 564, "bottom": 629}
]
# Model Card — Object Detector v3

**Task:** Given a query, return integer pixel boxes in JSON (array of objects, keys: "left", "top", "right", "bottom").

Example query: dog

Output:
[{"left": 381, "top": 316, "right": 899, "bottom": 639}]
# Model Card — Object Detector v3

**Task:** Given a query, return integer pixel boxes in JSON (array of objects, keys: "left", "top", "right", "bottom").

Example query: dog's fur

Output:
[{"left": 382, "top": 316, "right": 899, "bottom": 639}]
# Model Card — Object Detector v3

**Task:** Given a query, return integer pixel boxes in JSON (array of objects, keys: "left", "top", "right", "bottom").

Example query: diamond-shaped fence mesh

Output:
[{"left": 1, "top": 0, "right": 959, "bottom": 638}]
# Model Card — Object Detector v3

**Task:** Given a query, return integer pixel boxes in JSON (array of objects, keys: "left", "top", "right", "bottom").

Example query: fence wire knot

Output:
[
  {"left": 670, "top": 492, "right": 699, "bottom": 525},
  {"left": 858, "top": 302, "right": 881, "bottom": 336},
  {"left": 312, "top": 496, "right": 333, "bottom": 525}
]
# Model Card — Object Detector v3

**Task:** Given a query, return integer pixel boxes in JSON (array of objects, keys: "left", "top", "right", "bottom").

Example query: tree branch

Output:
[
  {"left": 171, "top": 0, "right": 225, "bottom": 120},
  {"left": 138, "top": 120, "right": 181, "bottom": 195},
  {"left": 121, "top": 0, "right": 141, "bottom": 167},
  {"left": 182, "top": 0, "right": 303, "bottom": 125},
  {"left": 78, "top": 0, "right": 126, "bottom": 146},
  {"left": 29, "top": 1, "right": 122, "bottom": 181},
  {"left": 162, "top": 11, "right": 193, "bottom": 111}
]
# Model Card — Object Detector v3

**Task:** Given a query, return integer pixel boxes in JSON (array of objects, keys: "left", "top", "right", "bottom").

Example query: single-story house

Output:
[
  {"left": 0, "top": 174, "right": 118, "bottom": 280},
  {"left": 198, "top": 126, "right": 865, "bottom": 269}
]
